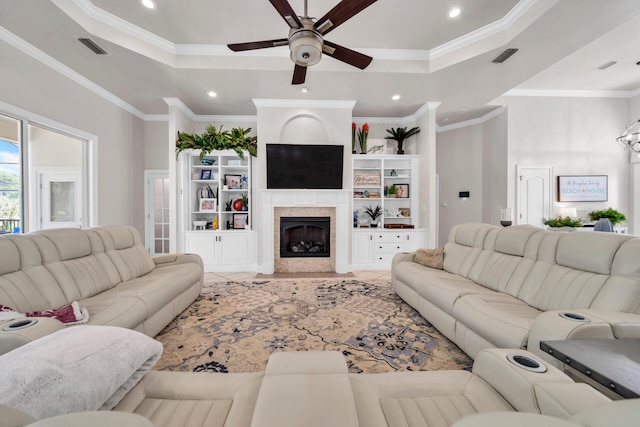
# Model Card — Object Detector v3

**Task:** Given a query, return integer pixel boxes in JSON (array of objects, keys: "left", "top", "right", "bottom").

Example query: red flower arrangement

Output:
[{"left": 357, "top": 123, "right": 369, "bottom": 154}]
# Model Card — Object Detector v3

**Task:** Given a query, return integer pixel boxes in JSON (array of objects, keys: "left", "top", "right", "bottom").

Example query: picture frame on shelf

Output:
[
  {"left": 225, "top": 174, "right": 242, "bottom": 189},
  {"left": 399, "top": 207, "right": 410, "bottom": 217},
  {"left": 395, "top": 184, "right": 410, "bottom": 198},
  {"left": 201, "top": 169, "right": 212, "bottom": 180},
  {"left": 233, "top": 213, "right": 248, "bottom": 229},
  {"left": 199, "top": 198, "right": 216, "bottom": 212},
  {"left": 353, "top": 172, "right": 381, "bottom": 187}
]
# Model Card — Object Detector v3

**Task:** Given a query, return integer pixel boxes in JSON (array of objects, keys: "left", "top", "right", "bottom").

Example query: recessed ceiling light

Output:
[
  {"left": 448, "top": 7, "right": 461, "bottom": 18},
  {"left": 392, "top": 94, "right": 401, "bottom": 101},
  {"left": 301, "top": 87, "right": 309, "bottom": 93},
  {"left": 207, "top": 91, "right": 217, "bottom": 98},
  {"left": 141, "top": 0, "right": 156, "bottom": 9}
]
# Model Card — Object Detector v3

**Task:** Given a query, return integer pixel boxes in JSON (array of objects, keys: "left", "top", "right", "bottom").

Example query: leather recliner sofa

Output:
[
  {"left": 0, "top": 225, "right": 203, "bottom": 354},
  {"left": 391, "top": 222, "right": 640, "bottom": 361}
]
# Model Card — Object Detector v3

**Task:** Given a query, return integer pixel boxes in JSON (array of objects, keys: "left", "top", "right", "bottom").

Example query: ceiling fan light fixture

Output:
[{"left": 289, "top": 31, "right": 323, "bottom": 66}]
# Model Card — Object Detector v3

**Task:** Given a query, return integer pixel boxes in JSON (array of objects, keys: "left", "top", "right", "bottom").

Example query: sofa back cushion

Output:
[
  {"left": 467, "top": 226, "right": 540, "bottom": 296},
  {"left": 31, "top": 229, "right": 121, "bottom": 302},
  {"left": 444, "top": 223, "right": 499, "bottom": 277},
  {"left": 519, "top": 231, "right": 634, "bottom": 312},
  {"left": 0, "top": 235, "right": 68, "bottom": 312},
  {"left": 590, "top": 238, "right": 640, "bottom": 314},
  {"left": 89, "top": 226, "right": 155, "bottom": 282}
]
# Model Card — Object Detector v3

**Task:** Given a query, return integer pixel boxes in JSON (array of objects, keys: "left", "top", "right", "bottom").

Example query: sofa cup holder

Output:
[
  {"left": 559, "top": 312, "right": 589, "bottom": 322},
  {"left": 507, "top": 353, "right": 547, "bottom": 373},
  {"left": 2, "top": 318, "right": 38, "bottom": 331}
]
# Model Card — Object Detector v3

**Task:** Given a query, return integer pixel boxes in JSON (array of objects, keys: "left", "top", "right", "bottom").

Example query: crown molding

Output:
[
  {"left": 163, "top": 98, "right": 256, "bottom": 122},
  {"left": 436, "top": 106, "right": 506, "bottom": 132},
  {"left": 253, "top": 99, "right": 357, "bottom": 109},
  {"left": 0, "top": 25, "right": 148, "bottom": 120},
  {"left": 504, "top": 88, "right": 637, "bottom": 98}
]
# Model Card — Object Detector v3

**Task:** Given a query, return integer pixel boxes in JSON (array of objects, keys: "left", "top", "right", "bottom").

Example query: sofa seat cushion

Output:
[
  {"left": 79, "top": 292, "right": 148, "bottom": 329},
  {"left": 453, "top": 293, "right": 542, "bottom": 349},
  {"left": 108, "top": 263, "right": 203, "bottom": 318},
  {"left": 114, "top": 370, "right": 263, "bottom": 427},
  {"left": 396, "top": 262, "right": 497, "bottom": 316},
  {"left": 349, "top": 371, "right": 514, "bottom": 427}
]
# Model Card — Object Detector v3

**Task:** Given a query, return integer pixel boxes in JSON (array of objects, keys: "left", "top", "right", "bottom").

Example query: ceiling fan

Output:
[{"left": 227, "top": 0, "right": 377, "bottom": 85}]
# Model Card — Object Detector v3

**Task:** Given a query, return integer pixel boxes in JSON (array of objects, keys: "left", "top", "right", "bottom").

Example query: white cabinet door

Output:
[
  {"left": 406, "top": 230, "right": 427, "bottom": 251},
  {"left": 186, "top": 232, "right": 216, "bottom": 264},
  {"left": 219, "top": 232, "right": 252, "bottom": 265},
  {"left": 352, "top": 231, "right": 374, "bottom": 265}
]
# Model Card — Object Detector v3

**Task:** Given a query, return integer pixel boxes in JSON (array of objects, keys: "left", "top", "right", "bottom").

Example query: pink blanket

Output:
[{"left": 0, "top": 302, "right": 89, "bottom": 324}]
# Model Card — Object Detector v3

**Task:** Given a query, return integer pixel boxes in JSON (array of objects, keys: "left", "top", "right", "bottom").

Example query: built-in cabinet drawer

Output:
[{"left": 352, "top": 229, "right": 428, "bottom": 270}]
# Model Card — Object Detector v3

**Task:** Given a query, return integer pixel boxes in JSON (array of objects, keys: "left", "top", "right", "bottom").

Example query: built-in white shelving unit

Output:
[
  {"left": 352, "top": 155, "right": 427, "bottom": 269},
  {"left": 180, "top": 150, "right": 255, "bottom": 272}
]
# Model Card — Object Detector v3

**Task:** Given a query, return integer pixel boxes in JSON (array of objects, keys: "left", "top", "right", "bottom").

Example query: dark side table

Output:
[{"left": 540, "top": 339, "right": 640, "bottom": 399}]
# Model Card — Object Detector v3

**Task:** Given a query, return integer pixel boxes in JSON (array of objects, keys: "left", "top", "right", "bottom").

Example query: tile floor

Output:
[{"left": 206, "top": 270, "right": 392, "bottom": 282}]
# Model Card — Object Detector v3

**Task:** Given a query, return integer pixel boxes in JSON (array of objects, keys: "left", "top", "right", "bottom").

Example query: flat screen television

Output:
[{"left": 266, "top": 143, "right": 344, "bottom": 189}]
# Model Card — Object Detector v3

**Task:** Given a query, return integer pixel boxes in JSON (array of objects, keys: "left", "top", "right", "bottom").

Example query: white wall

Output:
[
  {"left": 436, "top": 124, "right": 484, "bottom": 245},
  {"left": 501, "top": 96, "right": 630, "bottom": 222},
  {"left": 482, "top": 110, "right": 508, "bottom": 225},
  {"left": 0, "top": 38, "right": 146, "bottom": 233}
]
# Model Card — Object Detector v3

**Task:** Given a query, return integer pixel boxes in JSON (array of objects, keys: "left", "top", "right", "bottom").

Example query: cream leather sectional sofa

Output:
[
  {"left": 4, "top": 338, "right": 639, "bottom": 427},
  {"left": 392, "top": 222, "right": 640, "bottom": 360},
  {"left": 0, "top": 225, "right": 203, "bottom": 351}
]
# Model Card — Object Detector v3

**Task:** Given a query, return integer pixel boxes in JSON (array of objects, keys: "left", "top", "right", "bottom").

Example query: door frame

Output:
[{"left": 144, "top": 169, "right": 169, "bottom": 254}]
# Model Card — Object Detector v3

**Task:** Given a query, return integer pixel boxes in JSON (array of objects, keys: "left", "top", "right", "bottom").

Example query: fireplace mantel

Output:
[{"left": 258, "top": 189, "right": 351, "bottom": 274}]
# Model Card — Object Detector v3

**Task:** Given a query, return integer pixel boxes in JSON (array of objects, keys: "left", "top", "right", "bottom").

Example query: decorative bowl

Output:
[{"left": 201, "top": 158, "right": 215, "bottom": 165}]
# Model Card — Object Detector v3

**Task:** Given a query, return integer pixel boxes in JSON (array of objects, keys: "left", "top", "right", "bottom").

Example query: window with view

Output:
[{"left": 0, "top": 138, "right": 20, "bottom": 234}]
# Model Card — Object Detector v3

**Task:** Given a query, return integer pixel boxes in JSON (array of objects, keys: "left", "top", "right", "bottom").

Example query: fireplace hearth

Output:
[{"left": 280, "top": 216, "right": 330, "bottom": 258}]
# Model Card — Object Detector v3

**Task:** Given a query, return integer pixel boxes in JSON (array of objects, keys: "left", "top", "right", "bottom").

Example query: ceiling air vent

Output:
[
  {"left": 492, "top": 48, "right": 519, "bottom": 64},
  {"left": 78, "top": 37, "right": 108, "bottom": 55}
]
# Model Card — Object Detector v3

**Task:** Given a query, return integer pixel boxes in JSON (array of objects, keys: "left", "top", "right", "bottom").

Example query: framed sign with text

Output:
[{"left": 557, "top": 175, "right": 608, "bottom": 202}]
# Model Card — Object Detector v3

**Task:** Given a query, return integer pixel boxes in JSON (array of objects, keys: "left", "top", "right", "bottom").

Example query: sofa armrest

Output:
[
  {"left": 391, "top": 251, "right": 416, "bottom": 270},
  {"left": 527, "top": 310, "right": 640, "bottom": 365},
  {"left": 0, "top": 317, "right": 64, "bottom": 356},
  {"left": 472, "top": 348, "right": 608, "bottom": 417},
  {"left": 152, "top": 253, "right": 203, "bottom": 269}
]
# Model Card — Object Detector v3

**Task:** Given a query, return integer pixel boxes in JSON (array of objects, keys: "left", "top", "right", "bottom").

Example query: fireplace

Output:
[{"left": 280, "top": 216, "right": 330, "bottom": 258}]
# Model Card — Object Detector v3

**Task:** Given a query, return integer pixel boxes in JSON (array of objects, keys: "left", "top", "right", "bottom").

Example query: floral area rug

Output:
[{"left": 154, "top": 278, "right": 472, "bottom": 374}]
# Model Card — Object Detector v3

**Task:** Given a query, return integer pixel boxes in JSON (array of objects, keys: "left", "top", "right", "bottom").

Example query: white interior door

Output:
[
  {"left": 516, "top": 165, "right": 552, "bottom": 228},
  {"left": 39, "top": 171, "right": 81, "bottom": 229},
  {"left": 145, "top": 170, "right": 170, "bottom": 255}
]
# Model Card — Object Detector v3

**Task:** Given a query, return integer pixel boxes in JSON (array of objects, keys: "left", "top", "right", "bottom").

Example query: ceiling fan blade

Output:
[
  {"left": 314, "top": 0, "right": 377, "bottom": 35},
  {"left": 323, "top": 41, "right": 372, "bottom": 69},
  {"left": 292, "top": 65, "right": 307, "bottom": 85},
  {"left": 227, "top": 38, "right": 289, "bottom": 52},
  {"left": 269, "top": 0, "right": 302, "bottom": 29}
]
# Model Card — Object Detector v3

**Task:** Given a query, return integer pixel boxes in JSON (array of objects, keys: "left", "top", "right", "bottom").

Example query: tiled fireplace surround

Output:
[{"left": 259, "top": 190, "right": 351, "bottom": 274}]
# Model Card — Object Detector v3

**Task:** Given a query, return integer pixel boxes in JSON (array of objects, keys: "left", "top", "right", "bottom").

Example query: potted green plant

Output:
[
  {"left": 364, "top": 205, "right": 382, "bottom": 227},
  {"left": 588, "top": 208, "right": 626, "bottom": 225},
  {"left": 176, "top": 125, "right": 257, "bottom": 160},
  {"left": 543, "top": 216, "right": 583, "bottom": 231},
  {"left": 385, "top": 126, "right": 420, "bottom": 155},
  {"left": 387, "top": 184, "right": 398, "bottom": 198}
]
